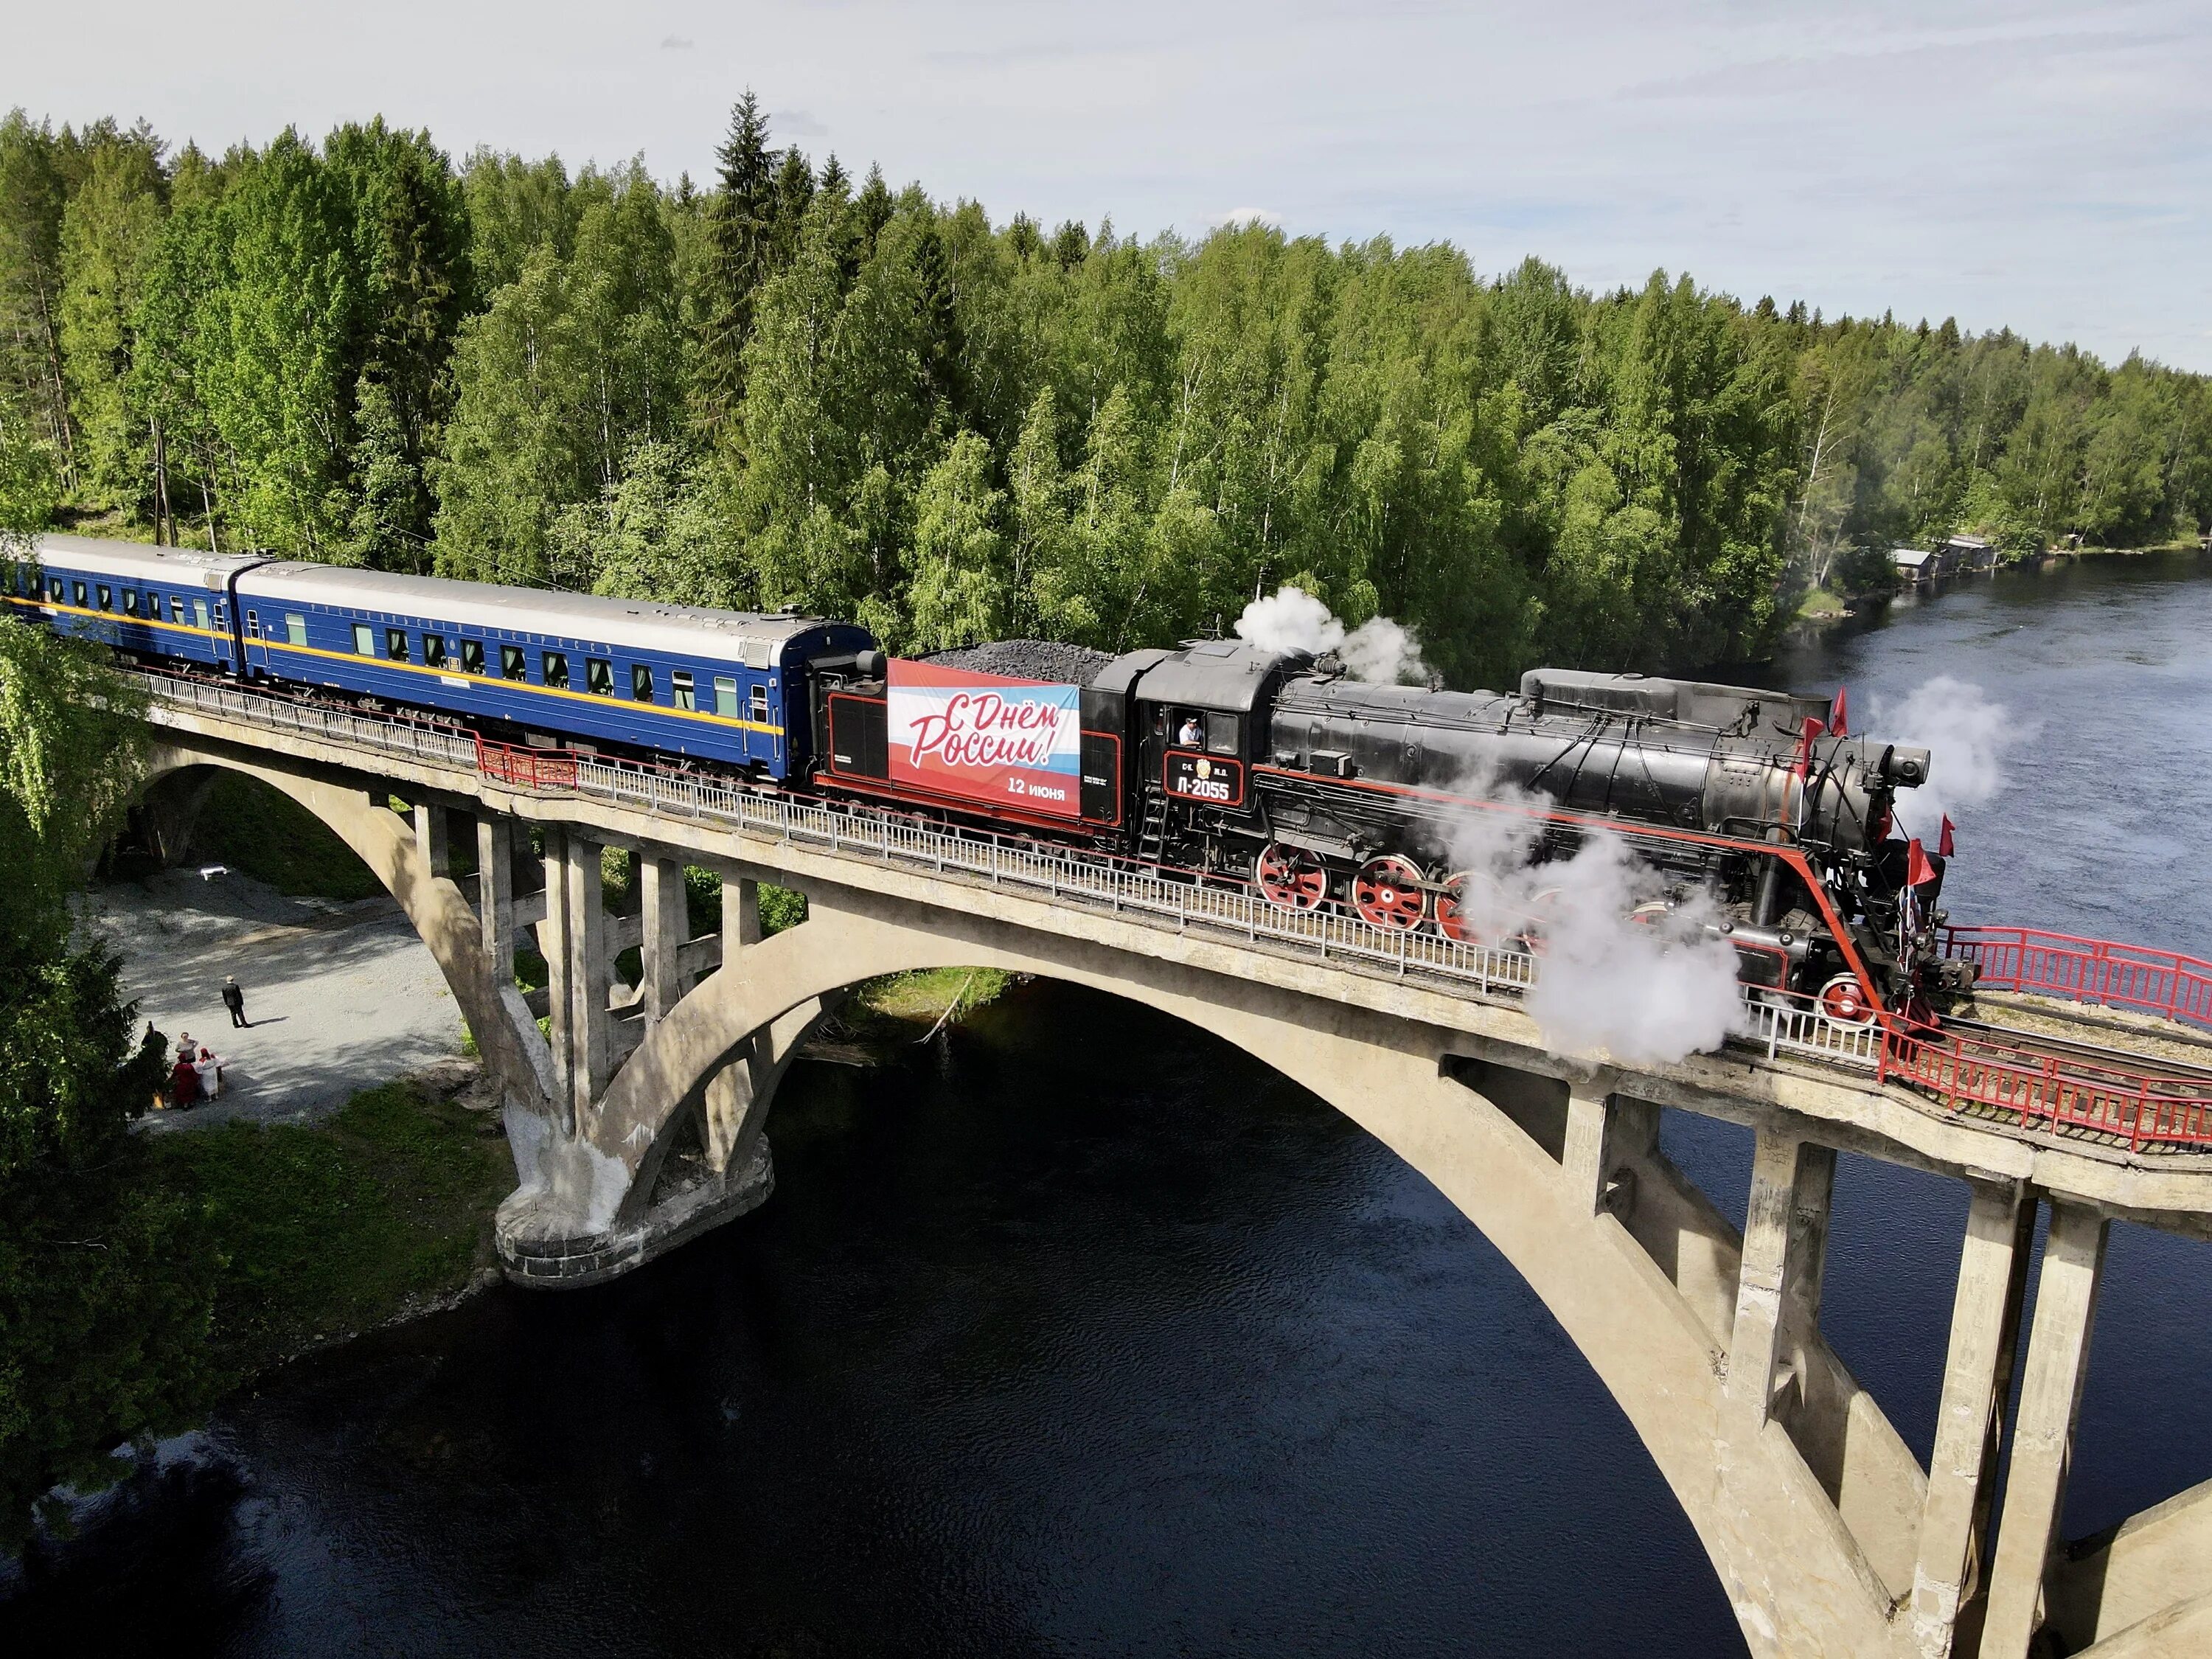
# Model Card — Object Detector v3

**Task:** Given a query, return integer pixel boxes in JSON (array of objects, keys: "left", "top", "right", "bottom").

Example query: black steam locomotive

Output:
[{"left": 815, "top": 639, "right": 1952, "bottom": 1026}]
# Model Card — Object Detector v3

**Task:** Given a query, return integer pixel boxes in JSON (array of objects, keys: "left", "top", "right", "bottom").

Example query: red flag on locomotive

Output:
[
  {"left": 1829, "top": 685, "right": 1848, "bottom": 738},
  {"left": 1906, "top": 838, "right": 1938, "bottom": 888},
  {"left": 1939, "top": 815, "right": 1956, "bottom": 858}
]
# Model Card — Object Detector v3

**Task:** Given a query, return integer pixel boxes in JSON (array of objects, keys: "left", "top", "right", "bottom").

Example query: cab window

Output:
[
  {"left": 500, "top": 644, "right": 526, "bottom": 681},
  {"left": 353, "top": 623, "right": 377, "bottom": 655},
  {"left": 631, "top": 663, "right": 654, "bottom": 702},
  {"left": 460, "top": 639, "right": 484, "bottom": 675},
  {"left": 1206, "top": 712, "right": 1239, "bottom": 756},
  {"left": 541, "top": 650, "right": 569, "bottom": 689},
  {"left": 671, "top": 670, "right": 696, "bottom": 712}
]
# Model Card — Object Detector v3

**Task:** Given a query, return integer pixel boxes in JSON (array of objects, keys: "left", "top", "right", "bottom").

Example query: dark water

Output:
[{"left": 7, "top": 554, "right": 2211, "bottom": 1658}]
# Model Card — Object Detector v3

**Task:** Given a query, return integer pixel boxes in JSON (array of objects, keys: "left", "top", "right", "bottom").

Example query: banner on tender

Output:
[{"left": 887, "top": 659, "right": 1083, "bottom": 818}]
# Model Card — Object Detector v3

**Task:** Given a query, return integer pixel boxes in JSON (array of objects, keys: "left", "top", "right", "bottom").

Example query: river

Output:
[{"left": 6, "top": 552, "right": 2211, "bottom": 1657}]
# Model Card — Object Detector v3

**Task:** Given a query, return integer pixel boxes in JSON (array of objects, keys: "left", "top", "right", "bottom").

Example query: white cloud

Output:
[{"left": 4, "top": 0, "right": 2206, "bottom": 368}]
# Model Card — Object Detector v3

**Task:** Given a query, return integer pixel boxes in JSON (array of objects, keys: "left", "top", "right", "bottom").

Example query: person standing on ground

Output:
[{"left": 221, "top": 975, "right": 248, "bottom": 1029}]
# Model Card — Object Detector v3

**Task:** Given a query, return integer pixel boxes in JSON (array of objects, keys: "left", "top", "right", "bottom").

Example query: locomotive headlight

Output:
[{"left": 1881, "top": 745, "right": 1931, "bottom": 789}]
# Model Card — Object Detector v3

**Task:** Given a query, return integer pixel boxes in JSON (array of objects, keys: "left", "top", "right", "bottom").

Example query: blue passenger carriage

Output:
[
  {"left": 232, "top": 565, "right": 870, "bottom": 779},
  {"left": 21, "top": 532, "right": 260, "bottom": 671}
]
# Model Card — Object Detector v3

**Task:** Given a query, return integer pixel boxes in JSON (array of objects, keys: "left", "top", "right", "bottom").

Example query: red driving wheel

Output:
[
  {"left": 1352, "top": 854, "right": 1429, "bottom": 931},
  {"left": 1816, "top": 973, "right": 1875, "bottom": 1024},
  {"left": 1434, "top": 872, "right": 1478, "bottom": 942},
  {"left": 1255, "top": 842, "right": 1329, "bottom": 912}
]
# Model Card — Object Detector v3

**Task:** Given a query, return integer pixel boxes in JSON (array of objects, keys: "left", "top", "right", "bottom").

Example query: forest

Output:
[{"left": 4, "top": 99, "right": 2211, "bottom": 689}]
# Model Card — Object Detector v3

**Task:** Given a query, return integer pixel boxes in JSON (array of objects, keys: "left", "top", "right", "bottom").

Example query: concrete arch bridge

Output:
[{"left": 127, "top": 672, "right": 2212, "bottom": 1659}]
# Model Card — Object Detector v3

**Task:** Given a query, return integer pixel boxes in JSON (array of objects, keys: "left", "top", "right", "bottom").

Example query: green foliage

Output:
[
  {"left": 142, "top": 1079, "right": 512, "bottom": 1378},
  {"left": 6, "top": 103, "right": 2211, "bottom": 677},
  {"left": 186, "top": 772, "right": 383, "bottom": 900},
  {"left": 0, "top": 611, "right": 215, "bottom": 1549}
]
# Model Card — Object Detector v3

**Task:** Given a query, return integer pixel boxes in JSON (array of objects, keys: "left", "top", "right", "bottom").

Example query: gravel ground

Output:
[
  {"left": 919, "top": 639, "right": 1115, "bottom": 685},
  {"left": 79, "top": 869, "right": 468, "bottom": 1132}
]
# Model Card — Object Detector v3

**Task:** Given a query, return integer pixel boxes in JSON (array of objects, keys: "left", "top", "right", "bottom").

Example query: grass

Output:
[
  {"left": 190, "top": 773, "right": 384, "bottom": 900},
  {"left": 846, "top": 966, "right": 1016, "bottom": 1034},
  {"left": 143, "top": 1079, "right": 513, "bottom": 1380},
  {"left": 1796, "top": 587, "right": 1850, "bottom": 619}
]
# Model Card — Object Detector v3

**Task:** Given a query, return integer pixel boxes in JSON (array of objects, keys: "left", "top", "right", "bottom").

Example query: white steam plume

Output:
[
  {"left": 1439, "top": 764, "right": 1745, "bottom": 1067},
  {"left": 1872, "top": 675, "right": 2028, "bottom": 837},
  {"left": 1233, "top": 585, "right": 1429, "bottom": 686}
]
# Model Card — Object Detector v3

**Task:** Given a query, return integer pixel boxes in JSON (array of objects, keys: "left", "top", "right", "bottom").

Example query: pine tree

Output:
[{"left": 695, "top": 94, "right": 779, "bottom": 444}]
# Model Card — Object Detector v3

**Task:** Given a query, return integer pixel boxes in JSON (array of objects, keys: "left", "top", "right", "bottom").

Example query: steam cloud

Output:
[
  {"left": 1234, "top": 586, "right": 1430, "bottom": 686},
  {"left": 1439, "top": 764, "right": 1746, "bottom": 1068},
  {"left": 1871, "top": 675, "right": 2025, "bottom": 835}
]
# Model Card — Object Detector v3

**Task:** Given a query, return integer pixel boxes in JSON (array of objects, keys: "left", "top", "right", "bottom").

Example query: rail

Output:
[
  {"left": 135, "top": 673, "right": 2212, "bottom": 1153},
  {"left": 1941, "top": 925, "right": 2212, "bottom": 1032}
]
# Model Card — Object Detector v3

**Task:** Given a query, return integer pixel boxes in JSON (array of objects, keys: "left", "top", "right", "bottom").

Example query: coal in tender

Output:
[{"left": 918, "top": 639, "right": 1115, "bottom": 686}]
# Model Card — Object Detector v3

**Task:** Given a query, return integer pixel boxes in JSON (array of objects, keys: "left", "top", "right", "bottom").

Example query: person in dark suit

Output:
[{"left": 221, "top": 976, "right": 248, "bottom": 1028}]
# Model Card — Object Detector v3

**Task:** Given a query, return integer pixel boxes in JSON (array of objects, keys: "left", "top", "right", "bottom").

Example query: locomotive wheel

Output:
[
  {"left": 1434, "top": 872, "right": 1481, "bottom": 942},
  {"left": 1255, "top": 842, "right": 1329, "bottom": 913},
  {"left": 1352, "top": 855, "right": 1428, "bottom": 931},
  {"left": 1816, "top": 973, "right": 1876, "bottom": 1024}
]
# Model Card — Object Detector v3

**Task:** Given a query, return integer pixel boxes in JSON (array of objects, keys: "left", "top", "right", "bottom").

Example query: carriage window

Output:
[
  {"left": 423, "top": 634, "right": 448, "bottom": 668},
  {"left": 170, "top": 596, "right": 185, "bottom": 623},
  {"left": 49, "top": 577, "right": 63, "bottom": 603},
  {"left": 194, "top": 599, "right": 211, "bottom": 630},
  {"left": 585, "top": 657, "right": 613, "bottom": 696},
  {"left": 461, "top": 639, "right": 484, "bottom": 675},
  {"left": 385, "top": 627, "right": 408, "bottom": 661},
  {"left": 96, "top": 585, "right": 111, "bottom": 611},
  {"left": 672, "top": 670, "right": 695, "bottom": 712},
  {"left": 541, "top": 650, "right": 569, "bottom": 689},
  {"left": 500, "top": 644, "right": 526, "bottom": 681},
  {"left": 353, "top": 623, "right": 376, "bottom": 655},
  {"left": 72, "top": 581, "right": 87, "bottom": 607},
  {"left": 282, "top": 614, "right": 305, "bottom": 646},
  {"left": 750, "top": 686, "right": 769, "bottom": 725},
  {"left": 1206, "top": 713, "right": 1239, "bottom": 756},
  {"left": 211, "top": 600, "right": 225, "bottom": 624},
  {"left": 122, "top": 589, "right": 139, "bottom": 616},
  {"left": 246, "top": 611, "right": 260, "bottom": 639},
  {"left": 631, "top": 663, "right": 654, "bottom": 702},
  {"left": 714, "top": 675, "right": 740, "bottom": 717}
]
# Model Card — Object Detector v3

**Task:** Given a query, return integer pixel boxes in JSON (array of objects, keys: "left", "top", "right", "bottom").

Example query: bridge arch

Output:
[{"left": 584, "top": 880, "right": 1914, "bottom": 1659}]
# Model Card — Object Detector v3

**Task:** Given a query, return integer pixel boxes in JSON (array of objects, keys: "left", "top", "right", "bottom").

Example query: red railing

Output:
[
  {"left": 1941, "top": 925, "right": 2212, "bottom": 1032},
  {"left": 1878, "top": 1021, "right": 2212, "bottom": 1151},
  {"left": 475, "top": 737, "right": 578, "bottom": 790}
]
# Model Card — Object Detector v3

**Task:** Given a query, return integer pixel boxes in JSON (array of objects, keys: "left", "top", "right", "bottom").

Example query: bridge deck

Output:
[{"left": 133, "top": 671, "right": 2212, "bottom": 1184}]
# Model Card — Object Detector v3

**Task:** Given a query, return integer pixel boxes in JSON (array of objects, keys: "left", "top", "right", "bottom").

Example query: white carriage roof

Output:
[
  {"left": 238, "top": 562, "right": 837, "bottom": 665},
  {"left": 32, "top": 532, "right": 265, "bottom": 585}
]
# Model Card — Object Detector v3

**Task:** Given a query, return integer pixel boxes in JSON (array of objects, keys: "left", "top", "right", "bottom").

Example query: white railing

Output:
[{"left": 137, "top": 672, "right": 1879, "bottom": 1075}]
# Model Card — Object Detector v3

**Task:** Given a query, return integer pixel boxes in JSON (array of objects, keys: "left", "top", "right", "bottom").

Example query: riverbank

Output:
[{"left": 133, "top": 969, "right": 1017, "bottom": 1392}]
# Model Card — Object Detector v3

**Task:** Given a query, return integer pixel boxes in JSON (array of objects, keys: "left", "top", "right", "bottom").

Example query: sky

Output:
[{"left": 10, "top": 0, "right": 2209, "bottom": 369}]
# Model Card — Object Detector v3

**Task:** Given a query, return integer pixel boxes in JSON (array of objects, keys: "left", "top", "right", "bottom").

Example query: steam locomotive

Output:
[{"left": 19, "top": 533, "right": 1954, "bottom": 1026}]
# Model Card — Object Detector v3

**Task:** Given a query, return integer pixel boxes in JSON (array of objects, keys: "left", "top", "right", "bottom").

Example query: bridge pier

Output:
[
  {"left": 1982, "top": 1203, "right": 2110, "bottom": 1658},
  {"left": 1909, "top": 1182, "right": 2035, "bottom": 1657}
]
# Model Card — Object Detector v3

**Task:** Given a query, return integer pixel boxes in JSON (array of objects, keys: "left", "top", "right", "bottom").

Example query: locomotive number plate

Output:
[{"left": 1164, "top": 750, "right": 1244, "bottom": 807}]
